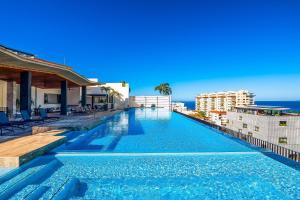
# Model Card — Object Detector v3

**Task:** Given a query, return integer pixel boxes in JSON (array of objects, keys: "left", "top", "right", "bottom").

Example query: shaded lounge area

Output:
[{"left": 0, "top": 45, "right": 98, "bottom": 136}]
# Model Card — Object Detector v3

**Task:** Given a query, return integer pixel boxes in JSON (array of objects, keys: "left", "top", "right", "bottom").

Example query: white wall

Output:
[
  {"left": 0, "top": 80, "right": 81, "bottom": 114},
  {"left": 227, "top": 111, "right": 300, "bottom": 152},
  {"left": 130, "top": 96, "right": 171, "bottom": 109},
  {"left": 34, "top": 88, "right": 60, "bottom": 109},
  {"left": 34, "top": 87, "right": 80, "bottom": 109}
]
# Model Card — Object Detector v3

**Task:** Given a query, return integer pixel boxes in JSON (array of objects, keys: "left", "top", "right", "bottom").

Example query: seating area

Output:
[{"left": 0, "top": 105, "right": 119, "bottom": 137}]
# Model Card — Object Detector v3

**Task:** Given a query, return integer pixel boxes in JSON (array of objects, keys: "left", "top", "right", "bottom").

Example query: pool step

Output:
[
  {"left": 0, "top": 158, "right": 43, "bottom": 185},
  {"left": 0, "top": 160, "right": 59, "bottom": 200},
  {"left": 89, "top": 135, "right": 116, "bottom": 149},
  {"left": 65, "top": 131, "right": 97, "bottom": 149},
  {"left": 39, "top": 177, "right": 79, "bottom": 200},
  {"left": 24, "top": 185, "right": 49, "bottom": 200},
  {"left": 51, "top": 178, "right": 79, "bottom": 200},
  {"left": 9, "top": 184, "right": 39, "bottom": 200}
]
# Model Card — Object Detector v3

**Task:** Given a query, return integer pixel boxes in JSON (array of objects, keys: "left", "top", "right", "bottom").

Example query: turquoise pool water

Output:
[
  {"left": 56, "top": 108, "right": 254, "bottom": 153},
  {"left": 0, "top": 108, "right": 299, "bottom": 199}
]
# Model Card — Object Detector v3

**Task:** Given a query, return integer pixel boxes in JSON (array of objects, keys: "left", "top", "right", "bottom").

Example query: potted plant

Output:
[{"left": 121, "top": 81, "right": 127, "bottom": 87}]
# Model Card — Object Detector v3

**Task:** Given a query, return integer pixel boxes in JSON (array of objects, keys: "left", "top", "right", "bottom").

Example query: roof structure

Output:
[
  {"left": 235, "top": 105, "right": 290, "bottom": 111},
  {"left": 210, "top": 110, "right": 227, "bottom": 114},
  {"left": 0, "top": 45, "right": 100, "bottom": 88}
]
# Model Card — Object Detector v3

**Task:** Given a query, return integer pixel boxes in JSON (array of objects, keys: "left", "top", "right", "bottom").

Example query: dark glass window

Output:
[
  {"left": 278, "top": 137, "right": 288, "bottom": 144},
  {"left": 279, "top": 121, "right": 287, "bottom": 126},
  {"left": 44, "top": 94, "right": 61, "bottom": 104}
]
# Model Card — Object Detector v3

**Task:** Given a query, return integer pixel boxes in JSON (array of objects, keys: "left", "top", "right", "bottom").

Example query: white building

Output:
[
  {"left": 171, "top": 102, "right": 187, "bottom": 112},
  {"left": 129, "top": 96, "right": 171, "bottom": 109},
  {"left": 87, "top": 79, "right": 130, "bottom": 109},
  {"left": 210, "top": 110, "right": 227, "bottom": 126},
  {"left": 106, "top": 83, "right": 130, "bottom": 109},
  {"left": 226, "top": 105, "right": 300, "bottom": 152},
  {"left": 195, "top": 90, "right": 255, "bottom": 117}
]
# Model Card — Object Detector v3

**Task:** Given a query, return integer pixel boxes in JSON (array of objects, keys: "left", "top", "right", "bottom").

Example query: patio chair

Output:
[
  {"left": 0, "top": 112, "right": 25, "bottom": 135},
  {"left": 20, "top": 110, "right": 43, "bottom": 124},
  {"left": 39, "top": 108, "right": 60, "bottom": 121}
]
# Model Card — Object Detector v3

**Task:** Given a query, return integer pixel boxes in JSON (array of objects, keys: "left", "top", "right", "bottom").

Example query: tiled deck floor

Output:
[
  {"left": 47, "top": 110, "right": 121, "bottom": 130},
  {"left": 0, "top": 110, "right": 122, "bottom": 168},
  {"left": 0, "top": 129, "right": 66, "bottom": 167}
]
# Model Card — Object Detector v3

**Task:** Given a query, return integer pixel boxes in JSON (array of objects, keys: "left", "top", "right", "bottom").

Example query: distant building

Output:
[
  {"left": 210, "top": 110, "right": 227, "bottom": 126},
  {"left": 171, "top": 102, "right": 187, "bottom": 112},
  {"left": 195, "top": 90, "right": 255, "bottom": 117},
  {"left": 226, "top": 105, "right": 300, "bottom": 152},
  {"left": 129, "top": 96, "right": 171, "bottom": 109}
]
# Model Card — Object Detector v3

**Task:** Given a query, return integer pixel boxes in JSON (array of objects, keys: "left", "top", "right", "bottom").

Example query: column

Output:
[
  {"left": 60, "top": 80, "right": 68, "bottom": 115},
  {"left": 20, "top": 71, "right": 32, "bottom": 115},
  {"left": 6, "top": 81, "right": 16, "bottom": 116},
  {"left": 91, "top": 96, "right": 94, "bottom": 108},
  {"left": 81, "top": 86, "right": 86, "bottom": 107}
]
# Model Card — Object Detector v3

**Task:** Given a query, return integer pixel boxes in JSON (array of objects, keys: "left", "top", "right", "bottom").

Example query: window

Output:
[
  {"left": 248, "top": 132, "right": 253, "bottom": 137},
  {"left": 255, "top": 126, "right": 259, "bottom": 132},
  {"left": 243, "top": 123, "right": 247, "bottom": 128},
  {"left": 94, "top": 96, "right": 107, "bottom": 103},
  {"left": 239, "top": 116, "right": 242, "bottom": 121},
  {"left": 44, "top": 94, "right": 61, "bottom": 104},
  {"left": 279, "top": 121, "right": 287, "bottom": 126},
  {"left": 278, "top": 137, "right": 288, "bottom": 144},
  {"left": 238, "top": 129, "right": 242, "bottom": 133}
]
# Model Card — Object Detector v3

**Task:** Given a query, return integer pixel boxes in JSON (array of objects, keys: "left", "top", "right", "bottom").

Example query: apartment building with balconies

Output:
[
  {"left": 195, "top": 90, "right": 255, "bottom": 125},
  {"left": 195, "top": 90, "right": 255, "bottom": 114}
]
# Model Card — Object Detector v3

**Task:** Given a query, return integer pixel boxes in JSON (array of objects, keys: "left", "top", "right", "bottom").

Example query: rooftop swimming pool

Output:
[
  {"left": 0, "top": 108, "right": 299, "bottom": 199},
  {"left": 55, "top": 108, "right": 254, "bottom": 153}
]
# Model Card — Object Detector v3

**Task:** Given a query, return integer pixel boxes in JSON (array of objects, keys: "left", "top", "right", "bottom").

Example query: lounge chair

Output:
[
  {"left": 84, "top": 105, "right": 93, "bottom": 113},
  {"left": 0, "top": 112, "right": 25, "bottom": 135},
  {"left": 73, "top": 106, "right": 86, "bottom": 114},
  {"left": 20, "top": 110, "right": 43, "bottom": 124},
  {"left": 39, "top": 108, "right": 60, "bottom": 121}
]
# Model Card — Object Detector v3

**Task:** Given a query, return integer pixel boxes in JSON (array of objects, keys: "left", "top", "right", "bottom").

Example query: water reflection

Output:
[
  {"left": 134, "top": 108, "right": 171, "bottom": 120},
  {"left": 57, "top": 108, "right": 171, "bottom": 152}
]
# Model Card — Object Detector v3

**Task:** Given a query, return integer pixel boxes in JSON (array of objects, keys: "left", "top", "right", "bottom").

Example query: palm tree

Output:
[
  {"left": 100, "top": 85, "right": 112, "bottom": 94},
  {"left": 109, "top": 89, "right": 122, "bottom": 99},
  {"left": 154, "top": 83, "right": 172, "bottom": 95},
  {"left": 109, "top": 89, "right": 123, "bottom": 109},
  {"left": 99, "top": 85, "right": 113, "bottom": 104}
]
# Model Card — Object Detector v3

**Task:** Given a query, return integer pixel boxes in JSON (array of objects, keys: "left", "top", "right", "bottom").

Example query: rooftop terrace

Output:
[{"left": 234, "top": 105, "right": 294, "bottom": 116}]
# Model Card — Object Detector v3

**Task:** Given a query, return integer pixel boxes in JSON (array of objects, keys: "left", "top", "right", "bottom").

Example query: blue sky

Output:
[{"left": 1, "top": 0, "right": 300, "bottom": 100}]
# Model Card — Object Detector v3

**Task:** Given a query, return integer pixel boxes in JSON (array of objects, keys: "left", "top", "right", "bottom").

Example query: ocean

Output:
[{"left": 181, "top": 101, "right": 300, "bottom": 112}]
